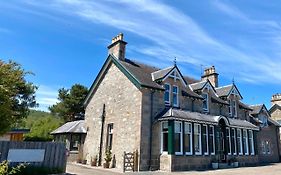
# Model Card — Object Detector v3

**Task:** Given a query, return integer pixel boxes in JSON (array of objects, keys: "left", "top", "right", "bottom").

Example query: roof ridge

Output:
[{"left": 215, "top": 84, "right": 233, "bottom": 89}]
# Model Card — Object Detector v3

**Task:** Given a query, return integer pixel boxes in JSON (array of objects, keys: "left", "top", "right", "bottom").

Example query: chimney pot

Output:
[
  {"left": 108, "top": 33, "right": 127, "bottom": 61},
  {"left": 201, "top": 66, "right": 219, "bottom": 87}
]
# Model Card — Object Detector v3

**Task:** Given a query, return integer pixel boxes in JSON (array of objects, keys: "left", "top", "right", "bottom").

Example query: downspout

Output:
[
  {"left": 148, "top": 89, "right": 155, "bottom": 170},
  {"left": 191, "top": 98, "right": 195, "bottom": 112},
  {"left": 98, "top": 104, "right": 106, "bottom": 166},
  {"left": 275, "top": 126, "right": 281, "bottom": 162}
]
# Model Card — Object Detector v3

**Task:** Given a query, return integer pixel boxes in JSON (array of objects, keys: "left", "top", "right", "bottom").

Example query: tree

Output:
[
  {"left": 0, "top": 60, "right": 37, "bottom": 135},
  {"left": 49, "top": 84, "right": 88, "bottom": 122}
]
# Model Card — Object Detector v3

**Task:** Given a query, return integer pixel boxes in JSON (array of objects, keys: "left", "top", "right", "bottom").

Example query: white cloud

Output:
[
  {"left": 22, "top": 0, "right": 281, "bottom": 85},
  {"left": 34, "top": 85, "right": 59, "bottom": 111}
]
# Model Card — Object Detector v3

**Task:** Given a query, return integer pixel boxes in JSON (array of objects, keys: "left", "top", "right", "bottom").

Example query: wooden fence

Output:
[{"left": 0, "top": 141, "right": 67, "bottom": 171}]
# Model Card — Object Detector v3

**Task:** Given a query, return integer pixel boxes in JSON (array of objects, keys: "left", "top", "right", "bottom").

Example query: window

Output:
[
  {"left": 173, "top": 86, "right": 179, "bottom": 107},
  {"left": 174, "top": 121, "right": 183, "bottom": 155},
  {"left": 258, "top": 115, "right": 268, "bottom": 127},
  {"left": 184, "top": 122, "right": 192, "bottom": 155},
  {"left": 249, "top": 130, "right": 255, "bottom": 155},
  {"left": 164, "top": 84, "right": 170, "bottom": 105},
  {"left": 231, "top": 128, "right": 237, "bottom": 155},
  {"left": 70, "top": 134, "right": 81, "bottom": 151},
  {"left": 226, "top": 127, "right": 231, "bottom": 155},
  {"left": 194, "top": 124, "right": 202, "bottom": 155},
  {"left": 229, "top": 100, "right": 237, "bottom": 117},
  {"left": 209, "top": 125, "right": 215, "bottom": 155},
  {"left": 202, "top": 125, "right": 209, "bottom": 155},
  {"left": 237, "top": 129, "right": 243, "bottom": 155},
  {"left": 261, "top": 141, "right": 270, "bottom": 155},
  {"left": 106, "top": 123, "right": 114, "bottom": 151},
  {"left": 243, "top": 129, "right": 249, "bottom": 155},
  {"left": 161, "top": 122, "right": 168, "bottom": 153},
  {"left": 202, "top": 93, "right": 208, "bottom": 112}
]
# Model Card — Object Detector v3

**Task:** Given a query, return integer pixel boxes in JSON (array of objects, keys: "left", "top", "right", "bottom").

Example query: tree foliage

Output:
[
  {"left": 0, "top": 60, "right": 37, "bottom": 135},
  {"left": 49, "top": 84, "right": 88, "bottom": 122},
  {"left": 21, "top": 110, "right": 63, "bottom": 141}
]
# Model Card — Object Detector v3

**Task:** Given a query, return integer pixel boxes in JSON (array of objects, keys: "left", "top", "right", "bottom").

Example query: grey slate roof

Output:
[
  {"left": 182, "top": 89, "right": 203, "bottom": 99},
  {"left": 238, "top": 101, "right": 252, "bottom": 110},
  {"left": 157, "top": 108, "right": 259, "bottom": 130},
  {"left": 211, "top": 95, "right": 229, "bottom": 105},
  {"left": 249, "top": 104, "right": 264, "bottom": 115},
  {"left": 119, "top": 59, "right": 164, "bottom": 90},
  {"left": 268, "top": 117, "right": 281, "bottom": 127},
  {"left": 269, "top": 104, "right": 281, "bottom": 114},
  {"left": 215, "top": 85, "right": 233, "bottom": 97},
  {"left": 151, "top": 66, "right": 174, "bottom": 81},
  {"left": 189, "top": 80, "right": 208, "bottom": 91},
  {"left": 51, "top": 120, "right": 86, "bottom": 135}
]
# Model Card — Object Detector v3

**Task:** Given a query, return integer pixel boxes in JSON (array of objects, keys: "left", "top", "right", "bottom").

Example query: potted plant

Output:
[
  {"left": 211, "top": 155, "right": 219, "bottom": 169},
  {"left": 91, "top": 155, "right": 98, "bottom": 166},
  {"left": 103, "top": 149, "right": 112, "bottom": 168}
]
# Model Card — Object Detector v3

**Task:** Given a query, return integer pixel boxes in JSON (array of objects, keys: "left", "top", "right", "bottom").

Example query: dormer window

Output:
[
  {"left": 164, "top": 84, "right": 170, "bottom": 105},
  {"left": 259, "top": 115, "right": 268, "bottom": 127},
  {"left": 202, "top": 93, "right": 208, "bottom": 112},
  {"left": 228, "top": 100, "right": 237, "bottom": 118},
  {"left": 172, "top": 86, "right": 179, "bottom": 107}
]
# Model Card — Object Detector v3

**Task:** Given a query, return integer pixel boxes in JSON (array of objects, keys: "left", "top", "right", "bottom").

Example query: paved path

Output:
[{"left": 66, "top": 162, "right": 281, "bottom": 175}]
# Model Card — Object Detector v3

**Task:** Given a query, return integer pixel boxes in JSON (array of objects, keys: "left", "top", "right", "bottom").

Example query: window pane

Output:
[
  {"left": 184, "top": 134, "right": 191, "bottom": 153},
  {"left": 164, "top": 84, "right": 170, "bottom": 103},
  {"left": 174, "top": 133, "right": 181, "bottom": 153},
  {"left": 163, "top": 133, "right": 168, "bottom": 152}
]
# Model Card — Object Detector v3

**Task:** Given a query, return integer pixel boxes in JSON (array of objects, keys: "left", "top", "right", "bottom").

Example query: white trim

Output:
[
  {"left": 172, "top": 85, "right": 179, "bottom": 107},
  {"left": 203, "top": 124, "right": 209, "bottom": 155},
  {"left": 202, "top": 93, "right": 209, "bottom": 112},
  {"left": 160, "top": 121, "right": 168, "bottom": 153},
  {"left": 164, "top": 83, "right": 171, "bottom": 105},
  {"left": 184, "top": 122, "right": 193, "bottom": 155},
  {"left": 243, "top": 129, "right": 249, "bottom": 155},
  {"left": 174, "top": 121, "right": 183, "bottom": 155},
  {"left": 226, "top": 127, "right": 231, "bottom": 155},
  {"left": 163, "top": 68, "right": 187, "bottom": 87},
  {"left": 194, "top": 124, "right": 202, "bottom": 155},
  {"left": 210, "top": 125, "right": 215, "bottom": 155},
  {"left": 237, "top": 129, "right": 243, "bottom": 155},
  {"left": 249, "top": 130, "right": 255, "bottom": 155},
  {"left": 232, "top": 128, "right": 237, "bottom": 155}
]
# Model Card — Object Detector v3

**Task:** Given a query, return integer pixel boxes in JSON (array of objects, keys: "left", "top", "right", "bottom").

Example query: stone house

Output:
[{"left": 82, "top": 33, "right": 280, "bottom": 171}]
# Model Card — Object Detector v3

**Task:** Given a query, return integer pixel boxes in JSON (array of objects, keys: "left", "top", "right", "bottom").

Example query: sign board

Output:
[{"left": 7, "top": 149, "right": 45, "bottom": 162}]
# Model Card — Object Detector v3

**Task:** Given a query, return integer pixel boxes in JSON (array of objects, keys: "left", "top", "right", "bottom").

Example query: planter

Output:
[
  {"left": 76, "top": 159, "right": 82, "bottom": 164},
  {"left": 212, "top": 163, "right": 219, "bottom": 169},
  {"left": 91, "top": 160, "right": 97, "bottom": 166},
  {"left": 82, "top": 160, "right": 87, "bottom": 164},
  {"left": 103, "top": 162, "right": 110, "bottom": 168},
  {"left": 233, "top": 162, "right": 239, "bottom": 168}
]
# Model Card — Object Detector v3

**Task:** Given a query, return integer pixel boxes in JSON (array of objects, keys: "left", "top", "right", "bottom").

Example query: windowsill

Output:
[
  {"left": 238, "top": 153, "right": 243, "bottom": 155},
  {"left": 185, "top": 152, "right": 192, "bottom": 155},
  {"left": 211, "top": 153, "right": 215, "bottom": 155},
  {"left": 204, "top": 153, "right": 209, "bottom": 155},
  {"left": 195, "top": 152, "right": 202, "bottom": 156},
  {"left": 175, "top": 152, "right": 183, "bottom": 156}
]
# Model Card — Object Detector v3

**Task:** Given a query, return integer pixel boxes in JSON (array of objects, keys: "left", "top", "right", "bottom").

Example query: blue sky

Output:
[{"left": 0, "top": 0, "right": 281, "bottom": 111}]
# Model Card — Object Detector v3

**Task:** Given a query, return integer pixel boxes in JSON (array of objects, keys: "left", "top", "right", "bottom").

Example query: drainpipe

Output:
[
  {"left": 148, "top": 89, "right": 155, "bottom": 170},
  {"left": 275, "top": 127, "right": 281, "bottom": 162},
  {"left": 98, "top": 104, "right": 106, "bottom": 166},
  {"left": 191, "top": 98, "right": 195, "bottom": 112}
]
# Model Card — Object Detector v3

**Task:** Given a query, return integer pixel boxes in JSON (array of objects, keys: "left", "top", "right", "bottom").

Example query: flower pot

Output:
[
  {"left": 103, "top": 162, "right": 110, "bottom": 168},
  {"left": 212, "top": 162, "right": 219, "bottom": 169},
  {"left": 82, "top": 160, "right": 87, "bottom": 164},
  {"left": 233, "top": 162, "right": 238, "bottom": 168}
]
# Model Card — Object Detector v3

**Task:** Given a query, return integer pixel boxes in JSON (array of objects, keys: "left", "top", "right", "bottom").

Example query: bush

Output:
[{"left": 0, "top": 161, "right": 26, "bottom": 175}]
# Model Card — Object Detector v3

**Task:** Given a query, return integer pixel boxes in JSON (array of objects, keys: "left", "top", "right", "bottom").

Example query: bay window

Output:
[
  {"left": 174, "top": 121, "right": 183, "bottom": 155},
  {"left": 161, "top": 121, "right": 168, "bottom": 153},
  {"left": 243, "top": 129, "right": 249, "bottom": 155},
  {"left": 194, "top": 124, "right": 202, "bottom": 155},
  {"left": 226, "top": 127, "right": 231, "bottom": 155},
  {"left": 184, "top": 122, "right": 192, "bottom": 155},
  {"left": 202, "top": 125, "right": 208, "bottom": 155},
  {"left": 209, "top": 125, "right": 215, "bottom": 155},
  {"left": 249, "top": 130, "right": 255, "bottom": 155},
  {"left": 237, "top": 129, "right": 243, "bottom": 155}
]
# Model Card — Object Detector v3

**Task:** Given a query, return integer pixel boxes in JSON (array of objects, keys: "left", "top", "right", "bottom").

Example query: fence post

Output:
[
  {"left": 134, "top": 149, "right": 138, "bottom": 172},
  {"left": 123, "top": 151, "right": 126, "bottom": 173}
]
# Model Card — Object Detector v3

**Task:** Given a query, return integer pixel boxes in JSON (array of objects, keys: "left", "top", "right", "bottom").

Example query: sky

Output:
[{"left": 0, "top": 0, "right": 281, "bottom": 111}]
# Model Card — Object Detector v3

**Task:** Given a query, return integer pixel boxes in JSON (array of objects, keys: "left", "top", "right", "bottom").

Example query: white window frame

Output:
[
  {"left": 231, "top": 128, "right": 237, "bottom": 155},
  {"left": 172, "top": 85, "right": 179, "bottom": 107},
  {"left": 249, "top": 130, "right": 255, "bottom": 155},
  {"left": 232, "top": 101, "right": 237, "bottom": 118},
  {"left": 266, "top": 141, "right": 270, "bottom": 154},
  {"left": 226, "top": 127, "right": 231, "bottom": 155},
  {"left": 243, "top": 129, "right": 249, "bottom": 155},
  {"left": 237, "top": 129, "right": 243, "bottom": 155},
  {"left": 203, "top": 125, "right": 209, "bottom": 155},
  {"left": 160, "top": 121, "right": 168, "bottom": 153},
  {"left": 164, "top": 84, "right": 170, "bottom": 105},
  {"left": 261, "top": 141, "right": 266, "bottom": 154},
  {"left": 174, "top": 121, "right": 183, "bottom": 155},
  {"left": 210, "top": 125, "right": 215, "bottom": 155},
  {"left": 194, "top": 124, "right": 202, "bottom": 155},
  {"left": 202, "top": 93, "right": 209, "bottom": 112},
  {"left": 184, "top": 122, "right": 193, "bottom": 155}
]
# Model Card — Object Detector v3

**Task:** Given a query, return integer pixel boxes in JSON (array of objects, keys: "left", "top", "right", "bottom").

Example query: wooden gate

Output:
[{"left": 123, "top": 150, "right": 138, "bottom": 172}]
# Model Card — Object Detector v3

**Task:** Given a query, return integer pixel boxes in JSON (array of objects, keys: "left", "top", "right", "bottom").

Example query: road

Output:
[{"left": 66, "top": 162, "right": 281, "bottom": 175}]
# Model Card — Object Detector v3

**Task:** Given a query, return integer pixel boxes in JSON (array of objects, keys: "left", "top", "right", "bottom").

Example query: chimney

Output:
[
  {"left": 271, "top": 93, "right": 281, "bottom": 106},
  {"left": 201, "top": 66, "right": 219, "bottom": 87},
  {"left": 107, "top": 33, "right": 127, "bottom": 61}
]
